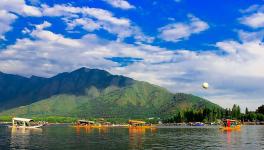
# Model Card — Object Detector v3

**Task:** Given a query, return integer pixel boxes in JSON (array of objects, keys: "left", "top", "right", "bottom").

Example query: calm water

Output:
[{"left": 0, "top": 125, "right": 263, "bottom": 150}]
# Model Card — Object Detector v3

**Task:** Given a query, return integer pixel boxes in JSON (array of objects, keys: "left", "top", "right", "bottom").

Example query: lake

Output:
[{"left": 0, "top": 125, "right": 263, "bottom": 149}]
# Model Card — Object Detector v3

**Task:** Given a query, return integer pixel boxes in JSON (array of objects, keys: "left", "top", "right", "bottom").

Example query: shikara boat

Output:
[
  {"left": 74, "top": 120, "right": 111, "bottom": 128},
  {"left": 9, "top": 117, "right": 43, "bottom": 129},
  {"left": 220, "top": 119, "right": 241, "bottom": 131},
  {"left": 128, "top": 120, "right": 156, "bottom": 129},
  {"left": 73, "top": 120, "right": 95, "bottom": 128}
]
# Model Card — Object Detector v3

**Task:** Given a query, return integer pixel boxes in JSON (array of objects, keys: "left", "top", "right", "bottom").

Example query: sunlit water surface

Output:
[{"left": 0, "top": 125, "right": 263, "bottom": 150}]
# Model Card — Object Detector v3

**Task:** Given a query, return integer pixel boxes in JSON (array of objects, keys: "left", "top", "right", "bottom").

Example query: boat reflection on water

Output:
[
  {"left": 10, "top": 127, "right": 42, "bottom": 149},
  {"left": 75, "top": 126, "right": 93, "bottom": 135},
  {"left": 97, "top": 127, "right": 109, "bottom": 134},
  {"left": 226, "top": 130, "right": 231, "bottom": 144},
  {"left": 74, "top": 126, "right": 109, "bottom": 135},
  {"left": 128, "top": 127, "right": 146, "bottom": 149},
  {"left": 128, "top": 126, "right": 157, "bottom": 149},
  {"left": 226, "top": 130, "right": 233, "bottom": 150},
  {"left": 221, "top": 128, "right": 242, "bottom": 150},
  {"left": 84, "top": 126, "right": 93, "bottom": 134}
]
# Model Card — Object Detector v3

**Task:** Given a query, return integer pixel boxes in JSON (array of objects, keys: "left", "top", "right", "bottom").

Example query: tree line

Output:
[
  {"left": 1, "top": 105, "right": 263, "bottom": 123},
  {"left": 163, "top": 104, "right": 264, "bottom": 123},
  {"left": 242, "top": 105, "right": 264, "bottom": 122}
]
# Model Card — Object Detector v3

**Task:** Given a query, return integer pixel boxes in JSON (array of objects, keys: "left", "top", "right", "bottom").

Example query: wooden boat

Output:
[
  {"left": 73, "top": 120, "right": 95, "bottom": 128},
  {"left": 220, "top": 119, "right": 241, "bottom": 131},
  {"left": 128, "top": 120, "right": 156, "bottom": 129},
  {"left": 91, "top": 124, "right": 106, "bottom": 128},
  {"left": 74, "top": 119, "right": 112, "bottom": 128},
  {"left": 9, "top": 117, "right": 43, "bottom": 129}
]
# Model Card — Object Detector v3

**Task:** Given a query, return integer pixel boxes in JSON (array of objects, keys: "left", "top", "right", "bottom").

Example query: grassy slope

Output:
[{"left": 0, "top": 81, "right": 221, "bottom": 119}]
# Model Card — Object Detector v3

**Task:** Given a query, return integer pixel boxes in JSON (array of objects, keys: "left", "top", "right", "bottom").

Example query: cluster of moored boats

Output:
[
  {"left": 7, "top": 117, "right": 241, "bottom": 131},
  {"left": 74, "top": 119, "right": 156, "bottom": 129}
]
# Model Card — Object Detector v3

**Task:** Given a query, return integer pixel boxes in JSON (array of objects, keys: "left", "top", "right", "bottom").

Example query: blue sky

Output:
[{"left": 0, "top": 0, "right": 264, "bottom": 110}]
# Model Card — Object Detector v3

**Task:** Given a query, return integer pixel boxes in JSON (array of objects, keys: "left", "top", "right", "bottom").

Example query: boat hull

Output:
[
  {"left": 73, "top": 125, "right": 110, "bottom": 128},
  {"left": 9, "top": 125, "right": 43, "bottom": 129},
  {"left": 128, "top": 125, "right": 156, "bottom": 129},
  {"left": 220, "top": 125, "right": 241, "bottom": 131}
]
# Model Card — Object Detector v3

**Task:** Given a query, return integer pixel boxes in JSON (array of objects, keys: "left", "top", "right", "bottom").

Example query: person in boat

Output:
[
  {"left": 231, "top": 121, "right": 237, "bottom": 127},
  {"left": 221, "top": 119, "right": 240, "bottom": 129},
  {"left": 227, "top": 119, "right": 231, "bottom": 127},
  {"left": 223, "top": 121, "right": 227, "bottom": 127}
]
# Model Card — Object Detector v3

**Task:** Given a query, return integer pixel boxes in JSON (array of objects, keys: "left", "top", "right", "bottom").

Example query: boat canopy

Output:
[
  {"left": 12, "top": 117, "right": 33, "bottom": 122},
  {"left": 77, "top": 120, "right": 95, "bottom": 124},
  {"left": 128, "top": 120, "right": 146, "bottom": 125},
  {"left": 223, "top": 119, "right": 237, "bottom": 122}
]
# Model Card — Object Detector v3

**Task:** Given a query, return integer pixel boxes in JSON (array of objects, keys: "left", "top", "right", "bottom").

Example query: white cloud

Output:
[
  {"left": 83, "top": 7, "right": 130, "bottom": 26},
  {"left": 0, "top": 24, "right": 162, "bottom": 77},
  {"left": 65, "top": 16, "right": 133, "bottom": 40},
  {"left": 0, "top": 0, "right": 24, "bottom": 13},
  {"left": 207, "top": 95, "right": 263, "bottom": 112},
  {"left": 41, "top": 4, "right": 130, "bottom": 26},
  {"left": 0, "top": 0, "right": 42, "bottom": 39},
  {"left": 31, "top": 22, "right": 83, "bottom": 48},
  {"left": 0, "top": 10, "right": 17, "bottom": 40},
  {"left": 158, "top": 15, "right": 209, "bottom": 42},
  {"left": 41, "top": 4, "right": 152, "bottom": 42},
  {"left": 0, "top": 0, "right": 42, "bottom": 17},
  {"left": 241, "top": 12, "right": 264, "bottom": 28},
  {"left": 35, "top": 21, "right": 51, "bottom": 30},
  {"left": 240, "top": 5, "right": 264, "bottom": 28},
  {"left": 238, "top": 30, "right": 262, "bottom": 40},
  {"left": 240, "top": 5, "right": 264, "bottom": 13},
  {"left": 67, "top": 18, "right": 101, "bottom": 31},
  {"left": 216, "top": 40, "right": 240, "bottom": 54},
  {"left": 22, "top": 5, "right": 42, "bottom": 17},
  {"left": 103, "top": 0, "right": 135, "bottom": 10},
  {"left": 41, "top": 4, "right": 80, "bottom": 16}
]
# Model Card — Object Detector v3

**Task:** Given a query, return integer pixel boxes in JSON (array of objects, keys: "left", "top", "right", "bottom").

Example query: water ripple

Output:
[{"left": 0, "top": 125, "right": 263, "bottom": 150}]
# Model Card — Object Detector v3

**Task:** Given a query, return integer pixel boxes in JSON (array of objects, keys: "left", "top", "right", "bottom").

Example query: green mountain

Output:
[
  {"left": 0, "top": 68, "right": 221, "bottom": 118},
  {"left": 0, "top": 67, "right": 133, "bottom": 110}
]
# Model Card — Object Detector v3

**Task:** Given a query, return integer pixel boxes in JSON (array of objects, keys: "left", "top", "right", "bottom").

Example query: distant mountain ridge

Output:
[
  {"left": 0, "top": 67, "right": 134, "bottom": 110},
  {"left": 0, "top": 68, "right": 221, "bottom": 118}
]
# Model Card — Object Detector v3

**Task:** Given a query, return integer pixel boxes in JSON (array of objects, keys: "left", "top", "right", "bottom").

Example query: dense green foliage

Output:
[
  {"left": 256, "top": 105, "right": 264, "bottom": 114},
  {"left": 32, "top": 116, "right": 78, "bottom": 123},
  {"left": 0, "top": 116, "right": 12, "bottom": 122},
  {"left": 223, "top": 104, "right": 264, "bottom": 122},
  {"left": 163, "top": 104, "right": 264, "bottom": 123},
  {"left": 242, "top": 105, "right": 264, "bottom": 122},
  {"left": 163, "top": 107, "right": 224, "bottom": 123}
]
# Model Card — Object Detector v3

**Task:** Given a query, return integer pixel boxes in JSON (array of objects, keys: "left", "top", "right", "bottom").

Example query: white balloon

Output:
[{"left": 202, "top": 82, "right": 209, "bottom": 89}]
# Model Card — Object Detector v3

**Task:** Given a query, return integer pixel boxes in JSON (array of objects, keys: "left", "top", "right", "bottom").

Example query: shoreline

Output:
[
  {"left": 1, "top": 122, "right": 264, "bottom": 127},
  {"left": 242, "top": 122, "right": 264, "bottom": 125}
]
